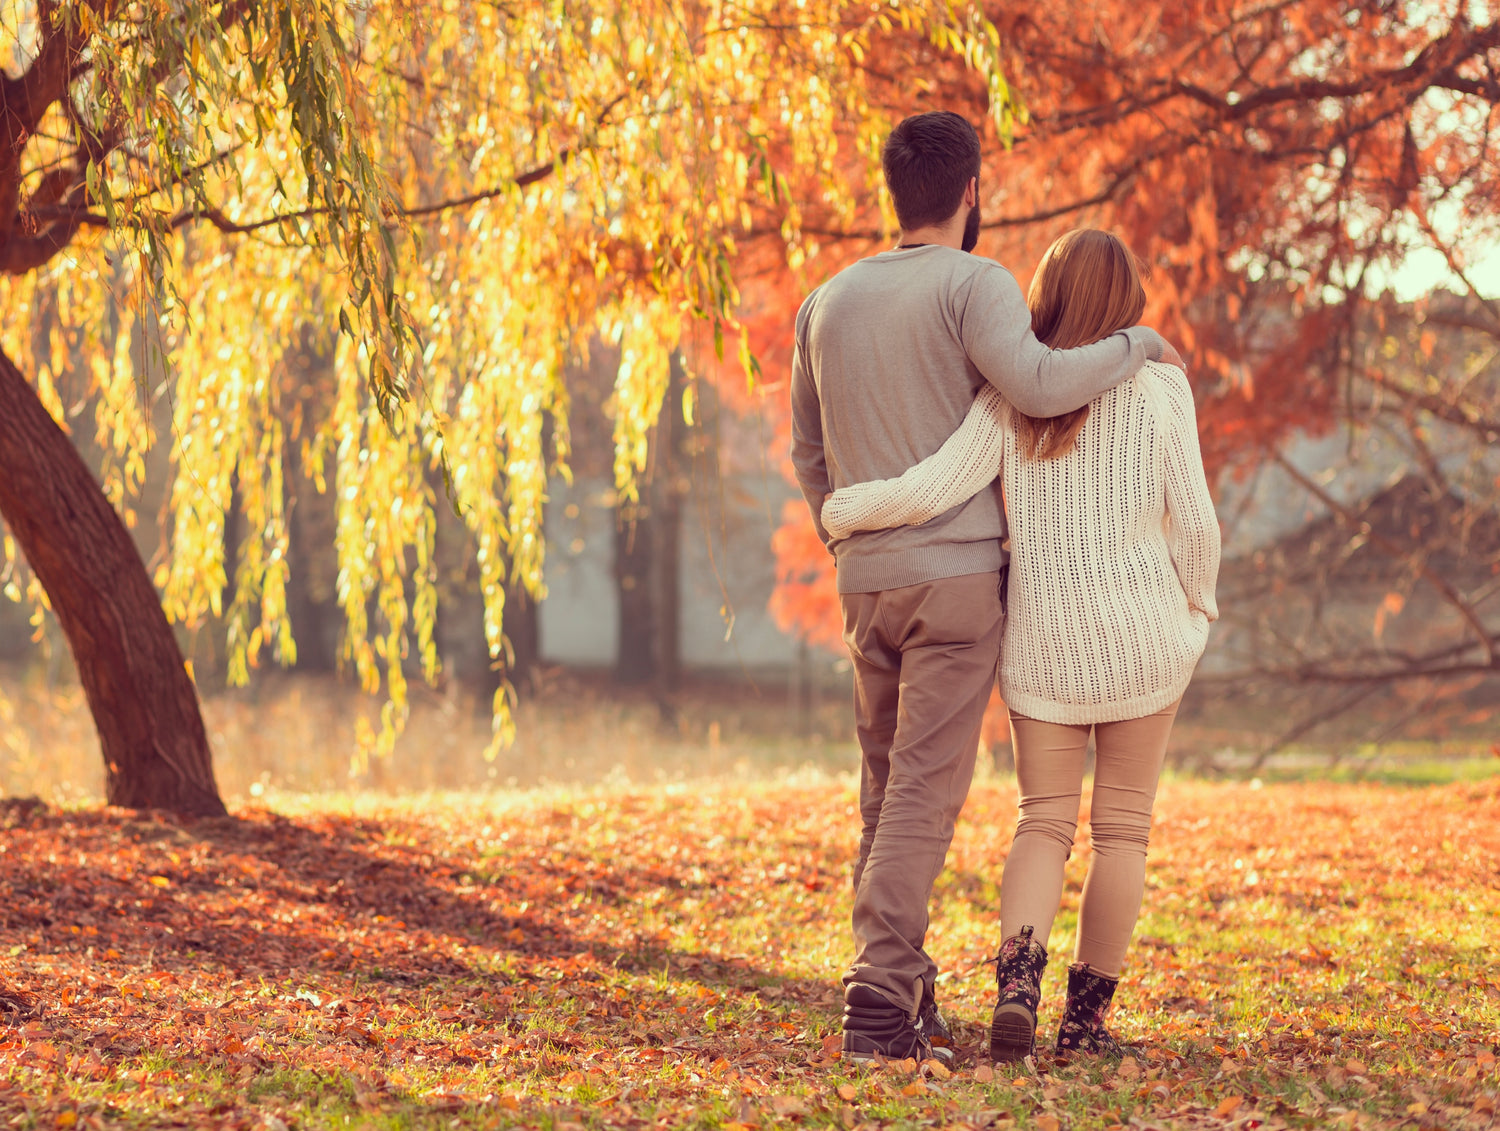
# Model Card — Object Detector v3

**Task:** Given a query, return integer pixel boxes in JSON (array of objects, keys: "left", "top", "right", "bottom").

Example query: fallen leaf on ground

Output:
[{"left": 1215, "top": 1094, "right": 1244, "bottom": 1117}]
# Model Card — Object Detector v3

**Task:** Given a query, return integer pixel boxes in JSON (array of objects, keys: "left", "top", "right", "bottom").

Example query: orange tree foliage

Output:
[{"left": 768, "top": 2, "right": 1500, "bottom": 728}]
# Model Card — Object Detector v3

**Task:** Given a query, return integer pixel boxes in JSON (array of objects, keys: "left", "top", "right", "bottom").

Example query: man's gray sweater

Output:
[{"left": 790, "top": 244, "right": 1165, "bottom": 594}]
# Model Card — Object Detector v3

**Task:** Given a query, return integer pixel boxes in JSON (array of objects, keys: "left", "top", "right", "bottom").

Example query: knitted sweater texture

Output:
[{"left": 822, "top": 361, "right": 1221, "bottom": 724}]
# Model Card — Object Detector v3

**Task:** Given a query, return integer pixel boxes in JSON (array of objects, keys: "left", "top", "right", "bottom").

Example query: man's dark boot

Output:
[
  {"left": 989, "top": 925, "right": 1048, "bottom": 1063},
  {"left": 841, "top": 983, "right": 935, "bottom": 1063},
  {"left": 1055, "top": 962, "right": 1125, "bottom": 1056},
  {"left": 917, "top": 981, "right": 954, "bottom": 1063}
]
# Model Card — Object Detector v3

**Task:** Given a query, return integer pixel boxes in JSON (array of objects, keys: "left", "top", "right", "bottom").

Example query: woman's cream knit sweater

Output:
[{"left": 821, "top": 360, "right": 1220, "bottom": 725}]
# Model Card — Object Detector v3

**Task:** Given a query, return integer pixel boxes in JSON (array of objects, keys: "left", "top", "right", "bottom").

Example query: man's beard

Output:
[{"left": 961, "top": 201, "right": 981, "bottom": 252}]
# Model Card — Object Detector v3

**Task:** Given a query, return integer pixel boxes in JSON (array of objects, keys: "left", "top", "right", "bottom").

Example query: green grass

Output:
[{"left": 1255, "top": 753, "right": 1500, "bottom": 786}]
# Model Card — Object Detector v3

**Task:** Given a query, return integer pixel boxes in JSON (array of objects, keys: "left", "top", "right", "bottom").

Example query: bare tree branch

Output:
[
  {"left": 1246, "top": 682, "right": 1388, "bottom": 772},
  {"left": 0, "top": 212, "right": 88, "bottom": 274},
  {"left": 1271, "top": 450, "right": 1497, "bottom": 665},
  {"left": 22, "top": 155, "right": 566, "bottom": 240},
  {"left": 0, "top": 0, "right": 100, "bottom": 241},
  {"left": 1, "top": 0, "right": 269, "bottom": 274},
  {"left": 1167, "top": 19, "right": 1500, "bottom": 122},
  {"left": 1362, "top": 368, "right": 1500, "bottom": 441},
  {"left": 1198, "top": 631, "right": 1500, "bottom": 685}
]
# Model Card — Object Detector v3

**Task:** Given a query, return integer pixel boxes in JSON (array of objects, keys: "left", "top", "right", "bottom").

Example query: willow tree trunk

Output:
[{"left": 0, "top": 348, "right": 227, "bottom": 817}]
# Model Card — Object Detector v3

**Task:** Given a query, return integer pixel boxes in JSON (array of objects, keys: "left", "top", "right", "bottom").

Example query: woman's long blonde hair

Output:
[{"left": 1015, "top": 228, "right": 1148, "bottom": 460}]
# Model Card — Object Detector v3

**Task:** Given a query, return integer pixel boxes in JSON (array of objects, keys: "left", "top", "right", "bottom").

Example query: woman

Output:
[{"left": 820, "top": 228, "right": 1220, "bottom": 1061}]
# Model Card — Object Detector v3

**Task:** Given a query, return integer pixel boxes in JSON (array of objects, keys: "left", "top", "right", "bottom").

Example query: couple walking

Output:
[{"left": 790, "top": 111, "right": 1221, "bottom": 1064}]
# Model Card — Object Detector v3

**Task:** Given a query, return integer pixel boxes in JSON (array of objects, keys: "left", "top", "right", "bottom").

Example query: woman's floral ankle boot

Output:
[
  {"left": 1055, "top": 962, "right": 1124, "bottom": 1056},
  {"left": 989, "top": 925, "right": 1048, "bottom": 1062}
]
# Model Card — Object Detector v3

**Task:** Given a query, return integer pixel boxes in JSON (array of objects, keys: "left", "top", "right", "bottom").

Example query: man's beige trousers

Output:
[{"left": 840, "top": 570, "right": 1005, "bottom": 1016}]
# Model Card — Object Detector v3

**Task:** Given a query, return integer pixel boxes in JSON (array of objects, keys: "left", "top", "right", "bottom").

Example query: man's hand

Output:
[{"left": 1157, "top": 339, "right": 1188, "bottom": 373}]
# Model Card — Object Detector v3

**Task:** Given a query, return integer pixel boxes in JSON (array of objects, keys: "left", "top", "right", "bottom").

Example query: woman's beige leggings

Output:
[{"left": 998, "top": 699, "right": 1181, "bottom": 979}]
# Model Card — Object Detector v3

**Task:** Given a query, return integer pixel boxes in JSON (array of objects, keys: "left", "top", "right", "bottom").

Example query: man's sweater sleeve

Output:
[
  {"left": 789, "top": 309, "right": 834, "bottom": 550},
  {"left": 960, "top": 265, "right": 1166, "bottom": 418}
]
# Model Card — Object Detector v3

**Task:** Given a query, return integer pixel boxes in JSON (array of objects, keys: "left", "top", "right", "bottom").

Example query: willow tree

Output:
[{"left": 0, "top": 1, "right": 1012, "bottom": 814}]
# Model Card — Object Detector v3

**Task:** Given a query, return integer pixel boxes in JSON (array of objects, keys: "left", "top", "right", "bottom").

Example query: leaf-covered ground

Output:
[{"left": 2, "top": 775, "right": 1497, "bottom": 1129}]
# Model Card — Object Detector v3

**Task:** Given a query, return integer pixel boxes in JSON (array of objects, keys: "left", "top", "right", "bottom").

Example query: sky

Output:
[{"left": 1388, "top": 243, "right": 1500, "bottom": 301}]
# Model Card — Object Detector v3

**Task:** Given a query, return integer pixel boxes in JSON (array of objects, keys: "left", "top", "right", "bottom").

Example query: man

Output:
[{"left": 790, "top": 110, "right": 1179, "bottom": 1063}]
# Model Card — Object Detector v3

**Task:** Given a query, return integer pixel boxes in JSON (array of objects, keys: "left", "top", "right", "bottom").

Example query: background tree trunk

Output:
[
  {"left": 0, "top": 348, "right": 227, "bottom": 817},
  {"left": 613, "top": 499, "right": 658, "bottom": 686},
  {"left": 653, "top": 355, "right": 686, "bottom": 704},
  {"left": 612, "top": 353, "right": 687, "bottom": 697},
  {"left": 499, "top": 580, "right": 541, "bottom": 697}
]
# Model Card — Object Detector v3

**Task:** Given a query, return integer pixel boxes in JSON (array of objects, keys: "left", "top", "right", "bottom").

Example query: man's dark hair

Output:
[{"left": 881, "top": 111, "right": 981, "bottom": 231}]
